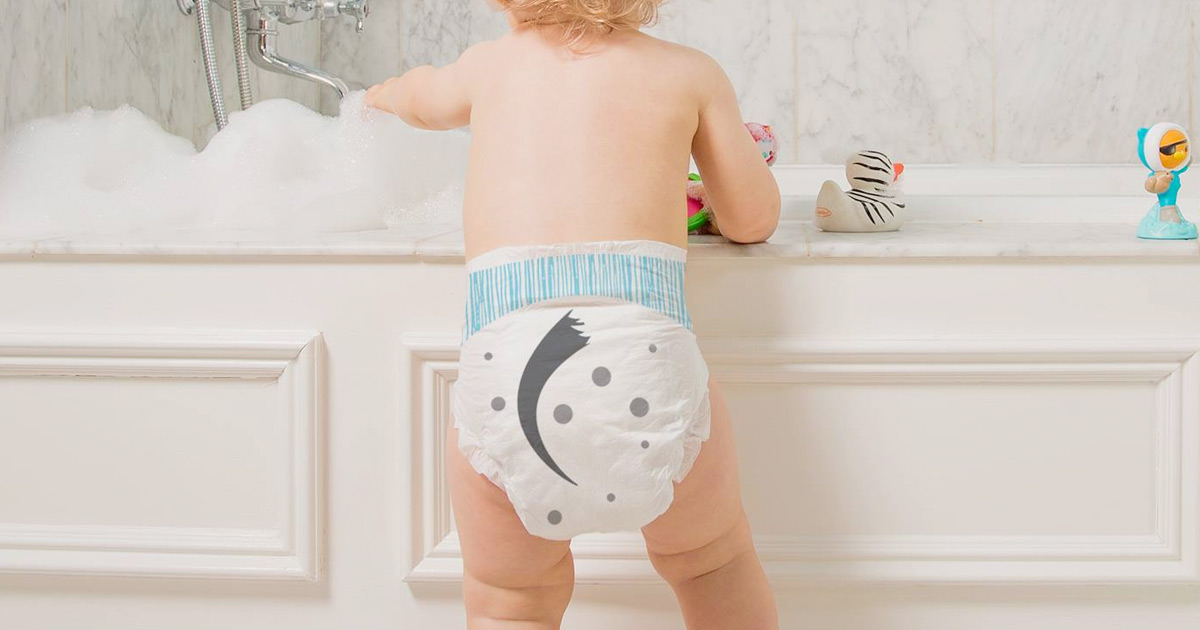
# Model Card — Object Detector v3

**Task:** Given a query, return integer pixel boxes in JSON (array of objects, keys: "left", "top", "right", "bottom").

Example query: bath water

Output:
[{"left": 0, "top": 91, "right": 469, "bottom": 239}]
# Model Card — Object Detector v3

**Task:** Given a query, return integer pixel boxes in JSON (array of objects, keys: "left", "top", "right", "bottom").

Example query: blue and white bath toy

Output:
[{"left": 1136, "top": 122, "right": 1198, "bottom": 240}]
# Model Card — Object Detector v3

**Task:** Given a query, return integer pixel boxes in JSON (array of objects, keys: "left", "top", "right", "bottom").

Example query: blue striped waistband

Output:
[{"left": 461, "top": 239, "right": 692, "bottom": 342}]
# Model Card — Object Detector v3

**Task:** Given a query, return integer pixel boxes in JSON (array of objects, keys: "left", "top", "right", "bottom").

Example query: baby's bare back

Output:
[{"left": 461, "top": 29, "right": 707, "bottom": 259}]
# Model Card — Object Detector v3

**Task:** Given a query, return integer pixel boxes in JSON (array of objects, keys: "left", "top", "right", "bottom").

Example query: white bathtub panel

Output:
[
  {"left": 736, "top": 378, "right": 1158, "bottom": 538},
  {"left": 0, "top": 331, "right": 322, "bottom": 580},
  {"left": 701, "top": 335, "right": 1197, "bottom": 585},
  {"left": 0, "top": 376, "right": 283, "bottom": 527},
  {"left": 406, "top": 333, "right": 1198, "bottom": 584},
  {"left": 0, "top": 256, "right": 1198, "bottom": 627},
  {"left": 685, "top": 259, "right": 1200, "bottom": 338}
]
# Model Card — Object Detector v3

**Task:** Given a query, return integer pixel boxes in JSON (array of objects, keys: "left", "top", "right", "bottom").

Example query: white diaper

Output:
[{"left": 451, "top": 239, "right": 711, "bottom": 540}]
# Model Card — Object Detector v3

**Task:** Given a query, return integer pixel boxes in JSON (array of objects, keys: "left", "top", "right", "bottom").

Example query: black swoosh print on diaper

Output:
[{"left": 517, "top": 309, "right": 589, "bottom": 486}]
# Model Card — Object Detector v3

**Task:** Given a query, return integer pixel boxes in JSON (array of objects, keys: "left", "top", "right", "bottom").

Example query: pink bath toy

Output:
[{"left": 746, "top": 122, "right": 778, "bottom": 166}]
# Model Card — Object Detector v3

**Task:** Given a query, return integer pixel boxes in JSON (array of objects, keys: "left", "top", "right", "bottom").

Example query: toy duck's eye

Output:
[{"left": 1161, "top": 141, "right": 1188, "bottom": 156}]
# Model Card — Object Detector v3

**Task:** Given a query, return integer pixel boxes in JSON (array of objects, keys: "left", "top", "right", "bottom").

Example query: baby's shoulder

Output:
[
  {"left": 454, "top": 38, "right": 501, "bottom": 72},
  {"left": 632, "top": 33, "right": 719, "bottom": 68},
  {"left": 629, "top": 34, "right": 727, "bottom": 92},
  {"left": 632, "top": 34, "right": 729, "bottom": 102}
]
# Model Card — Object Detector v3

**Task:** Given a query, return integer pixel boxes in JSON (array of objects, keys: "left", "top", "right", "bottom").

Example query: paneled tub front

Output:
[{"left": 1, "top": 211, "right": 1199, "bottom": 630}]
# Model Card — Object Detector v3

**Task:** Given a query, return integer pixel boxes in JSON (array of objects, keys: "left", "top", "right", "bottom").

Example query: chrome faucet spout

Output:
[
  {"left": 184, "top": 0, "right": 368, "bottom": 121},
  {"left": 246, "top": 11, "right": 350, "bottom": 99}
]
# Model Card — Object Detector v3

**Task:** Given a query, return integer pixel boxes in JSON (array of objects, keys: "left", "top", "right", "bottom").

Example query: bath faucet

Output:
[
  {"left": 180, "top": 0, "right": 370, "bottom": 108},
  {"left": 239, "top": 0, "right": 370, "bottom": 99},
  {"left": 220, "top": 0, "right": 369, "bottom": 31},
  {"left": 246, "top": 9, "right": 349, "bottom": 98}
]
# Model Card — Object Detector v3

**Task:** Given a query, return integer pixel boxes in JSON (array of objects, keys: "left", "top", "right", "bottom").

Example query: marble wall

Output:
[
  {"left": 1, "top": 0, "right": 1195, "bottom": 164},
  {"left": 0, "top": 0, "right": 322, "bottom": 148}
]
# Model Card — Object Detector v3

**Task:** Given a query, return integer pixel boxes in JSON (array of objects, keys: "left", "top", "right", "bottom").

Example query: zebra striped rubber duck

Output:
[{"left": 814, "top": 150, "right": 907, "bottom": 232}]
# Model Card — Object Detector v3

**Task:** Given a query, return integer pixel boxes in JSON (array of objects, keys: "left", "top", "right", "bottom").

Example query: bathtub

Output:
[{"left": 2, "top": 166, "right": 1199, "bottom": 629}]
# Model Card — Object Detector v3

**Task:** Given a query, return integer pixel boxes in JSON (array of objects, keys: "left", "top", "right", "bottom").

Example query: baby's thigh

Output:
[
  {"left": 446, "top": 420, "right": 573, "bottom": 587},
  {"left": 640, "top": 375, "right": 747, "bottom": 554}
]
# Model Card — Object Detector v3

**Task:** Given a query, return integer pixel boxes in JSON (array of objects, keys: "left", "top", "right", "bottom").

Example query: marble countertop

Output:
[{"left": 1, "top": 219, "right": 1198, "bottom": 260}]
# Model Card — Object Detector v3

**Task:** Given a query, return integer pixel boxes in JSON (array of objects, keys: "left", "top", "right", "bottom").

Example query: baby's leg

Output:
[
  {"left": 446, "top": 419, "right": 575, "bottom": 630},
  {"left": 641, "top": 376, "right": 779, "bottom": 630}
]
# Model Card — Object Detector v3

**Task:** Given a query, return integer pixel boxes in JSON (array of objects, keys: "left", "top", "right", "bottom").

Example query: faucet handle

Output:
[{"left": 333, "top": 0, "right": 369, "bottom": 33}]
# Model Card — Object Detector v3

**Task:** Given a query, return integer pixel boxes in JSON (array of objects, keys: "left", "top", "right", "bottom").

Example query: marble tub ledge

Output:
[{"left": 1, "top": 220, "right": 1198, "bottom": 260}]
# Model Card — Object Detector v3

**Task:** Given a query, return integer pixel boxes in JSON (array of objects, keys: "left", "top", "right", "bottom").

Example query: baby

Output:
[{"left": 367, "top": 1, "right": 780, "bottom": 628}]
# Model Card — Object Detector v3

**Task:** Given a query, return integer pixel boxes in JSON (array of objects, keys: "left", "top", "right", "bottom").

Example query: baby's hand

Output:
[{"left": 364, "top": 78, "right": 398, "bottom": 115}]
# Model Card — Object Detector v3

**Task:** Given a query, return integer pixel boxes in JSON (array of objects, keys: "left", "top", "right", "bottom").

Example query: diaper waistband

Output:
[
  {"left": 462, "top": 239, "right": 692, "bottom": 343},
  {"left": 465, "top": 239, "right": 687, "bottom": 272}
]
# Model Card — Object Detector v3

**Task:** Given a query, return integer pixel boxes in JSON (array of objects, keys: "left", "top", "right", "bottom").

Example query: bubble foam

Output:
[{"left": 0, "top": 91, "right": 469, "bottom": 239}]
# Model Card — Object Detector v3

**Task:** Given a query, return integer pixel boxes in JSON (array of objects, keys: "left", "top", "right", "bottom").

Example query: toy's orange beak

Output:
[{"left": 893, "top": 162, "right": 905, "bottom": 181}]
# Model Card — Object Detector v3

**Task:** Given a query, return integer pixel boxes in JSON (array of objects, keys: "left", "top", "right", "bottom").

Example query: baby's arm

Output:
[
  {"left": 691, "top": 55, "right": 781, "bottom": 243},
  {"left": 365, "top": 42, "right": 490, "bottom": 130}
]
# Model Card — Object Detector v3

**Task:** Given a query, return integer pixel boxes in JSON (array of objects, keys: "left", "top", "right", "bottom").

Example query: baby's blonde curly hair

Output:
[{"left": 493, "top": 0, "right": 666, "bottom": 48}]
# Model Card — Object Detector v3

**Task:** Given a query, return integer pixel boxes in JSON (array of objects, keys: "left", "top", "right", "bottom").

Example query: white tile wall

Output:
[
  {"left": 2, "top": 0, "right": 321, "bottom": 147},
  {"left": 795, "top": 0, "right": 993, "bottom": 164},
  {"left": 66, "top": 1, "right": 212, "bottom": 147},
  {"left": 994, "top": 0, "right": 1190, "bottom": 164},
  {"left": 1, "top": 0, "right": 1196, "bottom": 164},
  {"left": 0, "top": 0, "right": 68, "bottom": 132},
  {"left": 400, "top": 0, "right": 509, "bottom": 71}
]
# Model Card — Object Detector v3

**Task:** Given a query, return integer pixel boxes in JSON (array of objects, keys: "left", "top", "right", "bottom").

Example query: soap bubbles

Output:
[{"left": 0, "top": 90, "right": 469, "bottom": 239}]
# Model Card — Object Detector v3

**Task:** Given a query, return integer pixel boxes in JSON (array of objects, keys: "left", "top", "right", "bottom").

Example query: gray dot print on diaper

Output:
[
  {"left": 491, "top": 396, "right": 506, "bottom": 411},
  {"left": 630, "top": 397, "right": 649, "bottom": 417},
  {"left": 548, "top": 510, "right": 562, "bottom": 525},
  {"left": 592, "top": 366, "right": 611, "bottom": 387},
  {"left": 554, "top": 404, "right": 573, "bottom": 424}
]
